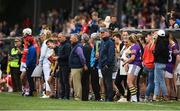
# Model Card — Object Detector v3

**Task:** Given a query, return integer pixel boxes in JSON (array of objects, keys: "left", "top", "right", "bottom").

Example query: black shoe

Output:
[{"left": 22, "top": 92, "right": 25, "bottom": 96}]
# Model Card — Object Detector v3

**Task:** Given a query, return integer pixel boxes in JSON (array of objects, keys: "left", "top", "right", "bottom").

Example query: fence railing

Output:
[
  {"left": 0, "top": 28, "right": 180, "bottom": 52},
  {"left": 119, "top": 28, "right": 180, "bottom": 32},
  {"left": 0, "top": 28, "right": 180, "bottom": 40}
]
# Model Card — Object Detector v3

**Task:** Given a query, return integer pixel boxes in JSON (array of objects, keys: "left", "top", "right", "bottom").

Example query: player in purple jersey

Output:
[
  {"left": 122, "top": 34, "right": 142, "bottom": 102},
  {"left": 165, "top": 34, "right": 179, "bottom": 100}
]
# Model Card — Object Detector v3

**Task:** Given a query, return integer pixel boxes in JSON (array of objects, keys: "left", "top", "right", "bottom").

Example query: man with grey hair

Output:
[
  {"left": 69, "top": 34, "right": 87, "bottom": 101},
  {"left": 90, "top": 32, "right": 102, "bottom": 101},
  {"left": 81, "top": 33, "right": 92, "bottom": 101},
  {"left": 58, "top": 32, "right": 71, "bottom": 100},
  {"left": 99, "top": 28, "right": 115, "bottom": 101}
]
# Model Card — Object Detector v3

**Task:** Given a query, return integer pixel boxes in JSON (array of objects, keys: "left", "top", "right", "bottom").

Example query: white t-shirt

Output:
[
  {"left": 119, "top": 46, "right": 131, "bottom": 75},
  {"left": 39, "top": 40, "right": 54, "bottom": 65}
]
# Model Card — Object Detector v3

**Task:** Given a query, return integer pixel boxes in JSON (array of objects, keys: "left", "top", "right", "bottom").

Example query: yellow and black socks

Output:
[
  {"left": 129, "top": 86, "right": 137, "bottom": 96},
  {"left": 129, "top": 86, "right": 138, "bottom": 102}
]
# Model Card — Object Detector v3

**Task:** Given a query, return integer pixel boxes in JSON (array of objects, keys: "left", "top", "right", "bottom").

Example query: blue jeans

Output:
[
  {"left": 154, "top": 63, "right": 167, "bottom": 96},
  {"left": 143, "top": 66, "right": 154, "bottom": 97}
]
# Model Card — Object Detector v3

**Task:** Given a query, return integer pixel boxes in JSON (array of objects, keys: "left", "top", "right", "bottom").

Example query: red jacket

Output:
[
  {"left": 81, "top": 24, "right": 89, "bottom": 34},
  {"left": 21, "top": 35, "right": 40, "bottom": 64},
  {"left": 143, "top": 43, "right": 155, "bottom": 69}
]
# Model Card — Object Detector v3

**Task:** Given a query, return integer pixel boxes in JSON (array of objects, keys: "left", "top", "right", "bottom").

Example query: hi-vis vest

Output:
[{"left": 10, "top": 48, "right": 20, "bottom": 68}]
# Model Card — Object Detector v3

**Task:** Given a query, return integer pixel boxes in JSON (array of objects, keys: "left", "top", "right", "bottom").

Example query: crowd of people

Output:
[
  {"left": 0, "top": 0, "right": 180, "bottom": 37},
  {"left": 0, "top": 6, "right": 180, "bottom": 102}
]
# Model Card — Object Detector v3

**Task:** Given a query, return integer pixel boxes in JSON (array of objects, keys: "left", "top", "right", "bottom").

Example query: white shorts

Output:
[
  {"left": 98, "top": 69, "right": 117, "bottom": 79},
  {"left": 20, "top": 62, "right": 27, "bottom": 72},
  {"left": 128, "top": 64, "right": 141, "bottom": 76},
  {"left": 112, "top": 71, "right": 117, "bottom": 80},
  {"left": 165, "top": 71, "right": 173, "bottom": 79}
]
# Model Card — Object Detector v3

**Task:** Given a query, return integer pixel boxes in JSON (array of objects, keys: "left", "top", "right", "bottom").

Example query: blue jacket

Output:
[
  {"left": 26, "top": 45, "right": 37, "bottom": 68},
  {"left": 69, "top": 43, "right": 86, "bottom": 68},
  {"left": 90, "top": 40, "right": 101, "bottom": 68},
  {"left": 71, "top": 23, "right": 82, "bottom": 34},
  {"left": 89, "top": 20, "right": 99, "bottom": 34},
  {"left": 99, "top": 37, "right": 115, "bottom": 69}
]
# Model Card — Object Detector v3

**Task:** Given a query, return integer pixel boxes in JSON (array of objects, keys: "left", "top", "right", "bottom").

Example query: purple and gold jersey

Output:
[
  {"left": 129, "top": 44, "right": 142, "bottom": 66},
  {"left": 166, "top": 42, "right": 179, "bottom": 73}
]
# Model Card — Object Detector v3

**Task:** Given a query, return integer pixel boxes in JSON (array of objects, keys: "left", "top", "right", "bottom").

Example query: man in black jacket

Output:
[
  {"left": 58, "top": 33, "right": 71, "bottom": 99},
  {"left": 99, "top": 28, "right": 115, "bottom": 101},
  {"left": 81, "top": 33, "right": 92, "bottom": 101}
]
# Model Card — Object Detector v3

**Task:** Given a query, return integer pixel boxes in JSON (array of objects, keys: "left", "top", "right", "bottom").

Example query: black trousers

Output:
[
  {"left": 101, "top": 66, "right": 113, "bottom": 101},
  {"left": 90, "top": 67, "right": 101, "bottom": 100},
  {"left": 27, "top": 66, "right": 36, "bottom": 96},
  {"left": 115, "top": 74, "right": 127, "bottom": 96},
  {"left": 10, "top": 67, "right": 21, "bottom": 92},
  {"left": 59, "top": 66, "right": 70, "bottom": 99},
  {"left": 81, "top": 69, "right": 90, "bottom": 101}
]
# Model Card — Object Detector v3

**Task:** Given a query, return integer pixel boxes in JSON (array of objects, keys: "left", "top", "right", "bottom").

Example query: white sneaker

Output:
[
  {"left": 117, "top": 97, "right": 127, "bottom": 102},
  {"left": 8, "top": 87, "right": 13, "bottom": 92},
  {"left": 24, "top": 92, "right": 30, "bottom": 96},
  {"left": 74, "top": 97, "right": 81, "bottom": 101},
  {"left": 139, "top": 98, "right": 144, "bottom": 102},
  {"left": 40, "top": 94, "right": 49, "bottom": 98},
  {"left": 131, "top": 95, "right": 137, "bottom": 102}
]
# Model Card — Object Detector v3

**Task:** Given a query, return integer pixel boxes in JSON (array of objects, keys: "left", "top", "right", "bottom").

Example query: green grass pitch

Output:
[{"left": 0, "top": 92, "right": 180, "bottom": 110}]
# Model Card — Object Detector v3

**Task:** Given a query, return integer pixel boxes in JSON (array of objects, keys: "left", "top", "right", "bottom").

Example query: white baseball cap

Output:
[
  {"left": 91, "top": 32, "right": 100, "bottom": 40},
  {"left": 23, "top": 28, "right": 32, "bottom": 36},
  {"left": 157, "top": 29, "right": 165, "bottom": 37}
]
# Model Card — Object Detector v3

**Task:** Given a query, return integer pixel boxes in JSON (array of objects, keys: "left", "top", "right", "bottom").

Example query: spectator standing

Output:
[
  {"left": 69, "top": 34, "right": 87, "bottom": 100},
  {"left": 26, "top": 38, "right": 37, "bottom": 96},
  {"left": 143, "top": 34, "right": 155, "bottom": 101},
  {"left": 58, "top": 33, "right": 71, "bottom": 100},
  {"left": 8, "top": 37, "right": 22, "bottom": 92},
  {"left": 81, "top": 33, "right": 92, "bottom": 101},
  {"left": 39, "top": 30, "right": 54, "bottom": 98},
  {"left": 89, "top": 11, "right": 99, "bottom": 34},
  {"left": 2, "top": 21, "right": 10, "bottom": 36},
  {"left": 90, "top": 33, "right": 101, "bottom": 101},
  {"left": 109, "top": 16, "right": 120, "bottom": 31},
  {"left": 117, "top": 36, "right": 130, "bottom": 102},
  {"left": 99, "top": 28, "right": 115, "bottom": 101},
  {"left": 169, "top": 16, "right": 180, "bottom": 29},
  {"left": 153, "top": 30, "right": 169, "bottom": 101}
]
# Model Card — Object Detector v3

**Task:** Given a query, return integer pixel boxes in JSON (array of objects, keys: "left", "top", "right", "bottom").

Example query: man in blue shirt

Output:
[{"left": 26, "top": 40, "right": 37, "bottom": 96}]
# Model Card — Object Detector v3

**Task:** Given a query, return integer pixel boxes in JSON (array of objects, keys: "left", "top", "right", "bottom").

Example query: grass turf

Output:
[{"left": 0, "top": 92, "right": 180, "bottom": 110}]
